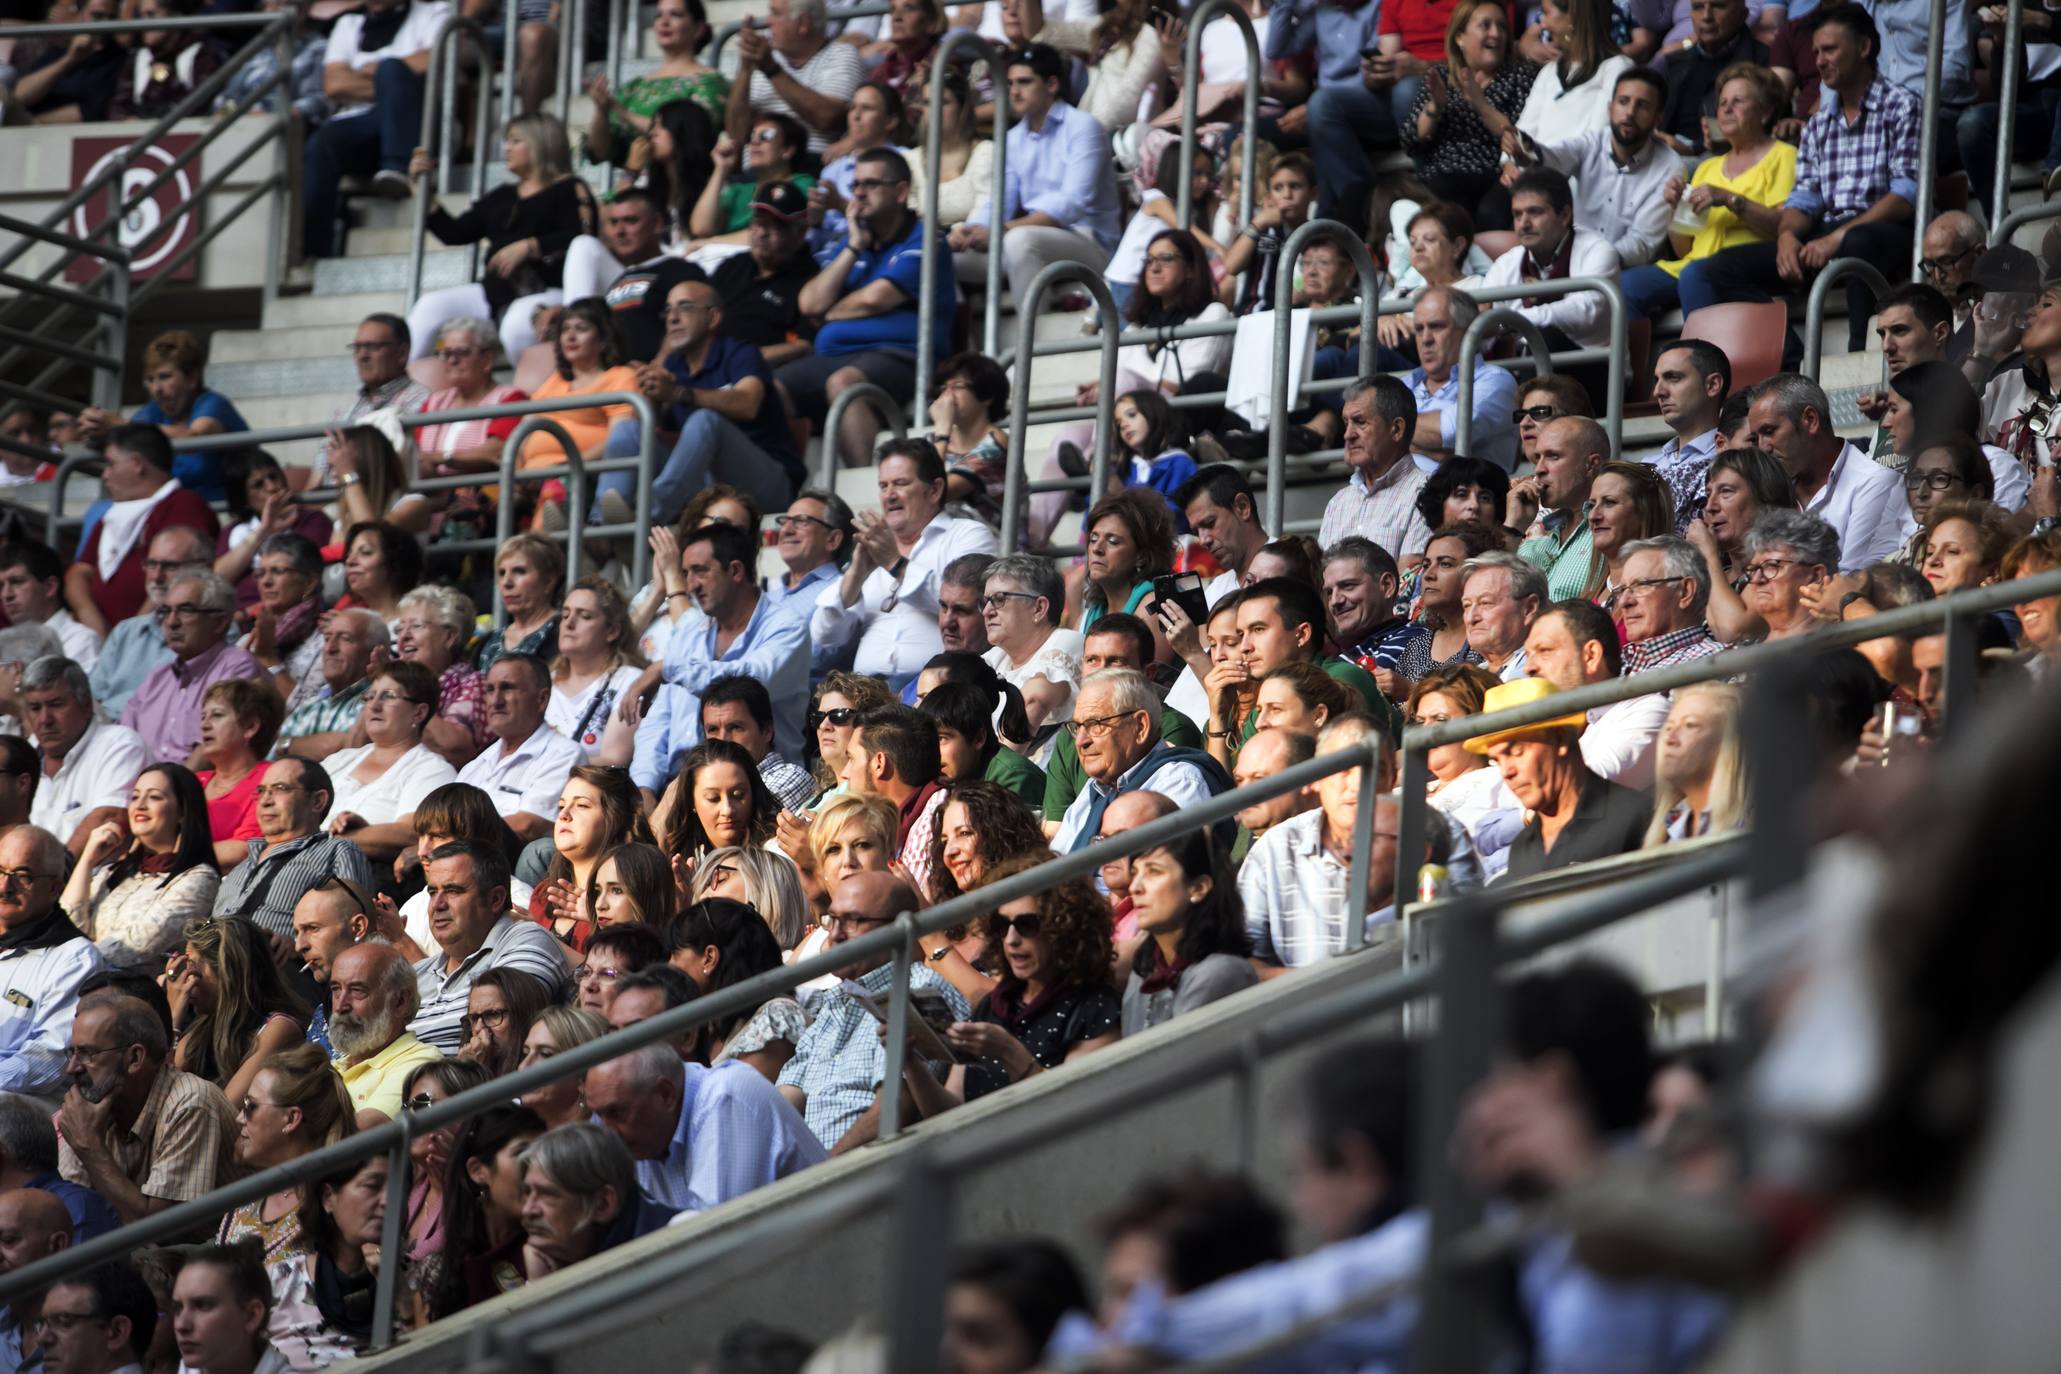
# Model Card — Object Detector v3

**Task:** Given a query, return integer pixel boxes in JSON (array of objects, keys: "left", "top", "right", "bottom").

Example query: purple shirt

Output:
[{"left": 121, "top": 639, "right": 269, "bottom": 763}]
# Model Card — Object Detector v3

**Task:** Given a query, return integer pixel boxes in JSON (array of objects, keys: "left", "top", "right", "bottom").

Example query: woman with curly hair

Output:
[
  {"left": 892, "top": 854, "right": 1120, "bottom": 1120},
  {"left": 172, "top": 917, "right": 311, "bottom": 1105},
  {"left": 918, "top": 674, "right": 1044, "bottom": 809},
  {"left": 533, "top": 765, "right": 655, "bottom": 951},
  {"left": 807, "top": 670, "right": 900, "bottom": 797},
  {"left": 922, "top": 779, "right": 1054, "bottom": 1005},
  {"left": 1080, "top": 489, "right": 1176, "bottom": 645}
]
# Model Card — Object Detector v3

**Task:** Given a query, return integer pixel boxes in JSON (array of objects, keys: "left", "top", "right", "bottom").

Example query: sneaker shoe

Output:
[
  {"left": 372, "top": 169, "right": 414, "bottom": 199},
  {"left": 597, "top": 489, "right": 634, "bottom": 528},
  {"left": 536, "top": 497, "right": 567, "bottom": 533},
  {"left": 1056, "top": 440, "right": 1089, "bottom": 478}
]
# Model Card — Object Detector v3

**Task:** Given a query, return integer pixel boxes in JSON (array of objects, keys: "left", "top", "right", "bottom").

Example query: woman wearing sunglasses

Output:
[
  {"left": 218, "top": 1044, "right": 355, "bottom": 1262},
  {"left": 399, "top": 1058, "right": 493, "bottom": 1321},
  {"left": 892, "top": 857, "right": 1121, "bottom": 1124},
  {"left": 804, "top": 672, "right": 898, "bottom": 802}
]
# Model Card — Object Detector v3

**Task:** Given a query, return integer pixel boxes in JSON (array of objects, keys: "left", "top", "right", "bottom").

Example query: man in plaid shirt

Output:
[
  {"left": 1617, "top": 539, "right": 1725, "bottom": 676},
  {"left": 1691, "top": 3, "right": 1919, "bottom": 357}
]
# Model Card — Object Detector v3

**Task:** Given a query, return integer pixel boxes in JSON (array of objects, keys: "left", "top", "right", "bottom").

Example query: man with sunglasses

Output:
[
  {"left": 288, "top": 880, "right": 372, "bottom": 1054},
  {"left": 1749, "top": 373, "right": 1913, "bottom": 571},
  {"left": 118, "top": 572, "right": 267, "bottom": 769},
  {"left": 0, "top": 826, "right": 106, "bottom": 1103}
]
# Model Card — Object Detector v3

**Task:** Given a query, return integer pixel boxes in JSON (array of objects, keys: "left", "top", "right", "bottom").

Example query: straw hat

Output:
[{"left": 1462, "top": 677, "right": 1589, "bottom": 755}]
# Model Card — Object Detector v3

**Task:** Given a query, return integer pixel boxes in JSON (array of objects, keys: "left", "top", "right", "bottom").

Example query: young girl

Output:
[{"left": 1111, "top": 389, "right": 1199, "bottom": 516}]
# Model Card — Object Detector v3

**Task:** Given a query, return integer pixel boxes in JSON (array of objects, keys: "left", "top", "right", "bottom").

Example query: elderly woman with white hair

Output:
[
  {"left": 415, "top": 316, "right": 530, "bottom": 542},
  {"left": 979, "top": 554, "right": 1082, "bottom": 766},
  {"left": 389, "top": 585, "right": 489, "bottom": 766},
  {"left": 1740, "top": 510, "right": 1841, "bottom": 644},
  {"left": 0, "top": 622, "right": 65, "bottom": 736}
]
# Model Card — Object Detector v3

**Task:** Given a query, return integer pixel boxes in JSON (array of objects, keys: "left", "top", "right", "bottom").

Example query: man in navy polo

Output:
[
  {"left": 601, "top": 279, "right": 804, "bottom": 524},
  {"left": 775, "top": 146, "right": 952, "bottom": 471}
]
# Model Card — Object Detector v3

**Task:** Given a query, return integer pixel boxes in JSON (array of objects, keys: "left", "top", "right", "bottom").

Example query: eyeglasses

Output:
[
  {"left": 703, "top": 862, "right": 739, "bottom": 884},
  {"left": 1742, "top": 557, "right": 1805, "bottom": 583},
  {"left": 236, "top": 1096, "right": 285, "bottom": 1120},
  {"left": 824, "top": 912, "right": 893, "bottom": 934},
  {"left": 1511, "top": 403, "right": 1563, "bottom": 424},
  {"left": 254, "top": 782, "right": 308, "bottom": 799},
  {"left": 848, "top": 176, "right": 906, "bottom": 191},
  {"left": 435, "top": 347, "right": 483, "bottom": 361},
  {"left": 460, "top": 1008, "right": 512, "bottom": 1031},
  {"left": 30, "top": 1312, "right": 106, "bottom": 1335},
  {"left": 980, "top": 591, "right": 1040, "bottom": 611},
  {"left": 1904, "top": 471, "right": 1967, "bottom": 493},
  {"left": 775, "top": 513, "right": 833, "bottom": 531},
  {"left": 810, "top": 706, "right": 857, "bottom": 728},
  {"left": 365, "top": 689, "right": 430, "bottom": 707},
  {"left": 1919, "top": 245, "right": 1977, "bottom": 276},
  {"left": 1066, "top": 710, "right": 1144, "bottom": 741},
  {"left": 0, "top": 868, "right": 53, "bottom": 890},
  {"left": 153, "top": 602, "right": 224, "bottom": 621},
  {"left": 572, "top": 965, "right": 625, "bottom": 984},
  {"left": 1143, "top": 251, "right": 1184, "bottom": 267},
  {"left": 63, "top": 1043, "right": 122, "bottom": 1064},
  {"left": 984, "top": 911, "right": 1042, "bottom": 940},
  {"left": 663, "top": 302, "right": 712, "bottom": 317}
]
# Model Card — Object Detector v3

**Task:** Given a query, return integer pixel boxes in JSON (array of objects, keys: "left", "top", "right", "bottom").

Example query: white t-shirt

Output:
[
  {"left": 547, "top": 664, "right": 644, "bottom": 761},
  {"left": 323, "top": 743, "right": 459, "bottom": 828},
  {"left": 456, "top": 723, "right": 585, "bottom": 822},
  {"left": 324, "top": 0, "right": 453, "bottom": 120},
  {"left": 29, "top": 720, "right": 150, "bottom": 844},
  {"left": 45, "top": 609, "right": 102, "bottom": 672},
  {"left": 1107, "top": 190, "right": 1170, "bottom": 288}
]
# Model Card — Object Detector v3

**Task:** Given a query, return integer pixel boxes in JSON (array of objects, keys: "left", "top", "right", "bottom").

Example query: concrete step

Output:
[
  {"left": 262, "top": 289, "right": 410, "bottom": 330},
  {"left": 208, "top": 354, "right": 363, "bottom": 400},
  {"left": 314, "top": 249, "right": 475, "bottom": 297},
  {"left": 210, "top": 323, "right": 365, "bottom": 364}
]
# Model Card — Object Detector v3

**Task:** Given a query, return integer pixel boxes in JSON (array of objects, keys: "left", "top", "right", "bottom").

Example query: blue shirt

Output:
[
  {"left": 974, "top": 101, "right": 1122, "bottom": 255},
  {"left": 630, "top": 594, "right": 810, "bottom": 791},
  {"left": 662, "top": 335, "right": 803, "bottom": 489},
  {"left": 131, "top": 388, "right": 245, "bottom": 503},
  {"left": 1409, "top": 358, "right": 1519, "bottom": 474},
  {"left": 815, "top": 212, "right": 953, "bottom": 360},
  {"left": 306, "top": 1002, "right": 333, "bottom": 1055},
  {"left": 25, "top": 1170, "right": 120, "bottom": 1243},
  {"left": 87, "top": 612, "right": 174, "bottom": 720},
  {"left": 807, "top": 146, "right": 910, "bottom": 265},
  {"left": 633, "top": 1060, "right": 827, "bottom": 1213},
  {"left": 776, "top": 960, "right": 970, "bottom": 1147},
  {"left": 762, "top": 563, "right": 843, "bottom": 680},
  {"left": 1264, "top": 0, "right": 1380, "bottom": 88}
]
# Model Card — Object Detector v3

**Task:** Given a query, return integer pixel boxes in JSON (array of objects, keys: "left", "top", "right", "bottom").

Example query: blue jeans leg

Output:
[
  {"left": 593, "top": 418, "right": 643, "bottom": 517},
  {"left": 373, "top": 58, "right": 427, "bottom": 173},
  {"left": 1387, "top": 75, "right": 1422, "bottom": 134},
  {"left": 1307, "top": 83, "right": 1395, "bottom": 234},
  {"left": 301, "top": 113, "right": 382, "bottom": 259},
  {"left": 1618, "top": 264, "right": 1682, "bottom": 321},
  {"left": 651, "top": 408, "right": 795, "bottom": 525}
]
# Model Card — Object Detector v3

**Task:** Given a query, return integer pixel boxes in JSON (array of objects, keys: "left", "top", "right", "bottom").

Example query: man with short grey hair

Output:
[
  {"left": 88, "top": 525, "right": 212, "bottom": 720},
  {"left": 276, "top": 608, "right": 390, "bottom": 761},
  {"left": 1053, "top": 669, "right": 1231, "bottom": 853},
  {"left": 1618, "top": 536, "right": 1723, "bottom": 674},
  {"left": 0, "top": 1092, "right": 120, "bottom": 1240},
  {"left": 1320, "top": 375, "right": 1432, "bottom": 561},
  {"left": 516, "top": 1122, "right": 675, "bottom": 1278},
  {"left": 726, "top": 0, "right": 864, "bottom": 155},
  {"left": 23, "top": 657, "right": 149, "bottom": 852},
  {"left": 1747, "top": 372, "right": 1912, "bottom": 570},
  {"left": 1460, "top": 553, "right": 1547, "bottom": 682},
  {"left": 1407, "top": 285, "right": 1518, "bottom": 472},
  {"left": 119, "top": 571, "right": 268, "bottom": 767}
]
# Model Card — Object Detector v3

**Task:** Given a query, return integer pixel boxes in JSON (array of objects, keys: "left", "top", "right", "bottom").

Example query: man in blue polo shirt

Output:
[
  {"left": 601, "top": 279, "right": 802, "bottom": 524},
  {"left": 775, "top": 146, "right": 951, "bottom": 471}
]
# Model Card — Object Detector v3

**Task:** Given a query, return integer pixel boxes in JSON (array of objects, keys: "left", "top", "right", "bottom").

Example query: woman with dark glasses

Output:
[
  {"left": 891, "top": 856, "right": 1120, "bottom": 1123},
  {"left": 398, "top": 1058, "right": 493, "bottom": 1322},
  {"left": 804, "top": 670, "right": 898, "bottom": 801}
]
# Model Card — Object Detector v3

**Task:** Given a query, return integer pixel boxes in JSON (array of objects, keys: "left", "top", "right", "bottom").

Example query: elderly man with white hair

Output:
[
  {"left": 1617, "top": 536, "right": 1724, "bottom": 674},
  {"left": 392, "top": 584, "right": 487, "bottom": 766},
  {"left": 118, "top": 571, "right": 267, "bottom": 767},
  {"left": 585, "top": 1041, "right": 824, "bottom": 1216},
  {"left": 275, "top": 609, "right": 390, "bottom": 761},
  {"left": 1460, "top": 553, "right": 1547, "bottom": 683},
  {"left": 1052, "top": 669, "right": 1231, "bottom": 854},
  {"left": 0, "top": 825, "right": 108, "bottom": 1100},
  {"left": 726, "top": 0, "right": 865, "bottom": 155},
  {"left": 329, "top": 941, "right": 442, "bottom": 1129}
]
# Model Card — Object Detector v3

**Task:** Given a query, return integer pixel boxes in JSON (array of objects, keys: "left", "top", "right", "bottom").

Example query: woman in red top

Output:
[{"left": 195, "top": 679, "right": 283, "bottom": 870}]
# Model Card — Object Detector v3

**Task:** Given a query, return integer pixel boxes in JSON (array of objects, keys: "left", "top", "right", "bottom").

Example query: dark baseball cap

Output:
[
  {"left": 1973, "top": 243, "right": 2041, "bottom": 295},
  {"left": 750, "top": 181, "right": 807, "bottom": 223}
]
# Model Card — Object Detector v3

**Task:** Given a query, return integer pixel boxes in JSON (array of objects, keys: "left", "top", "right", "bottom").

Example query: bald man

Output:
[
  {"left": 1096, "top": 789, "right": 1178, "bottom": 915},
  {"left": 0, "top": 1185, "right": 76, "bottom": 1363},
  {"left": 328, "top": 944, "right": 440, "bottom": 1130},
  {"left": 1233, "top": 729, "right": 1317, "bottom": 848},
  {"left": 288, "top": 881, "right": 370, "bottom": 1054},
  {"left": 605, "top": 278, "right": 804, "bottom": 526},
  {"left": 776, "top": 871, "right": 970, "bottom": 1152}
]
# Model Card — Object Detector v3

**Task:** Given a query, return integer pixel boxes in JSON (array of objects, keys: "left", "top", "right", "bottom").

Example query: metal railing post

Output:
[
  {"left": 413, "top": 16, "right": 493, "bottom": 308},
  {"left": 1177, "top": 0, "right": 1257, "bottom": 234},
  {"left": 369, "top": 1131, "right": 413, "bottom": 1350},
  {"left": 1801, "top": 258, "right": 1895, "bottom": 378},
  {"left": 879, "top": 913, "right": 917, "bottom": 1141},
  {"left": 502, "top": 0, "right": 519, "bottom": 128},
  {"left": 916, "top": 31, "right": 1009, "bottom": 416},
  {"left": 604, "top": 0, "right": 624, "bottom": 121},
  {"left": 1941, "top": 607, "right": 1981, "bottom": 736},
  {"left": 881, "top": 1152, "right": 951, "bottom": 1374},
  {"left": 1912, "top": 0, "right": 1946, "bottom": 280},
  {"left": 264, "top": 18, "right": 295, "bottom": 305},
  {"left": 44, "top": 453, "right": 105, "bottom": 553},
  {"left": 1454, "top": 307, "right": 1553, "bottom": 459},
  {"left": 817, "top": 382, "right": 908, "bottom": 488},
  {"left": 1395, "top": 739, "right": 1432, "bottom": 925},
  {"left": 1996, "top": 0, "right": 2025, "bottom": 222},
  {"left": 1266, "top": 219, "right": 1379, "bottom": 534},
  {"left": 1988, "top": 198, "right": 2061, "bottom": 246},
  {"left": 1342, "top": 743, "right": 1379, "bottom": 952},
  {"left": 1000, "top": 262, "right": 1119, "bottom": 555}
]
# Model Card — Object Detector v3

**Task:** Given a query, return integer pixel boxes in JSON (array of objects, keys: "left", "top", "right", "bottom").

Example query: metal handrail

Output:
[
  {"left": 1911, "top": 0, "right": 1946, "bottom": 279},
  {"left": 1995, "top": 0, "right": 2025, "bottom": 222},
  {"left": 710, "top": 1, "right": 890, "bottom": 68},
  {"left": 1390, "top": 564, "right": 2061, "bottom": 929},
  {"left": 1176, "top": 0, "right": 1258, "bottom": 236},
  {"left": 1449, "top": 275, "right": 1626, "bottom": 456},
  {"left": 1000, "top": 261, "right": 1119, "bottom": 555},
  {"left": 410, "top": 15, "right": 498, "bottom": 308},
  {"left": 913, "top": 30, "right": 1010, "bottom": 418},
  {"left": 1801, "top": 257, "right": 1895, "bottom": 378},
  {"left": 1990, "top": 197, "right": 2061, "bottom": 247},
  {"left": 817, "top": 383, "right": 908, "bottom": 490},
  {"left": 1453, "top": 307, "right": 1554, "bottom": 460},
  {"left": 1266, "top": 219, "right": 1380, "bottom": 532}
]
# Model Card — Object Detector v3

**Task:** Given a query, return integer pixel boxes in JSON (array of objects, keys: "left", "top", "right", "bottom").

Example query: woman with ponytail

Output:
[{"left": 916, "top": 662, "right": 1045, "bottom": 810}]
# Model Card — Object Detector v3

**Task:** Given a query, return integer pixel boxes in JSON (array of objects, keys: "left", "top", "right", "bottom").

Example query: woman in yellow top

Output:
[
  {"left": 1617, "top": 64, "right": 1796, "bottom": 321},
  {"left": 517, "top": 298, "right": 641, "bottom": 527}
]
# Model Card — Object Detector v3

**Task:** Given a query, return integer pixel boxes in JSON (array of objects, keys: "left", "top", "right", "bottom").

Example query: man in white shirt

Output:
[
  {"left": 0, "top": 545, "right": 100, "bottom": 672},
  {"left": 1480, "top": 168, "right": 1621, "bottom": 354},
  {"left": 1524, "top": 600, "right": 1667, "bottom": 790},
  {"left": 300, "top": 0, "right": 451, "bottom": 257},
  {"left": 1510, "top": 68, "right": 1683, "bottom": 268},
  {"left": 455, "top": 654, "right": 583, "bottom": 842},
  {"left": 0, "top": 825, "right": 107, "bottom": 1099},
  {"left": 725, "top": 0, "right": 865, "bottom": 154},
  {"left": 1747, "top": 373, "right": 1913, "bottom": 570},
  {"left": 21, "top": 657, "right": 147, "bottom": 853},
  {"left": 811, "top": 441, "right": 998, "bottom": 691},
  {"left": 1643, "top": 340, "right": 1728, "bottom": 532}
]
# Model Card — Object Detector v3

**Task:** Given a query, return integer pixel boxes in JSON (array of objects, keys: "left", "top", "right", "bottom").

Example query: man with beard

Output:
[
  {"left": 329, "top": 943, "right": 441, "bottom": 1129},
  {"left": 57, "top": 993, "right": 237, "bottom": 1225},
  {"left": 1509, "top": 69, "right": 1682, "bottom": 269}
]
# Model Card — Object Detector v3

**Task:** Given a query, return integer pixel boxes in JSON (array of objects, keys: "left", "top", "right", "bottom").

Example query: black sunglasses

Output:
[
  {"left": 809, "top": 706, "right": 857, "bottom": 728},
  {"left": 985, "top": 911, "right": 1042, "bottom": 940},
  {"left": 1511, "top": 403, "right": 1563, "bottom": 424}
]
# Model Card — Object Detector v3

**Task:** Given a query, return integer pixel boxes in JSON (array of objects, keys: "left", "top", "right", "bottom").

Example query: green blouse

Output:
[
  {"left": 589, "top": 70, "right": 729, "bottom": 163},
  {"left": 984, "top": 746, "right": 1047, "bottom": 810},
  {"left": 717, "top": 172, "right": 817, "bottom": 233}
]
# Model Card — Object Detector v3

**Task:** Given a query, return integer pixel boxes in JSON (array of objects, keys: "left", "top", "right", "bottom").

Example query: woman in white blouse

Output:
[
  {"left": 910, "top": 70, "right": 995, "bottom": 248},
  {"left": 979, "top": 554, "right": 1083, "bottom": 766},
  {"left": 1407, "top": 664, "right": 1524, "bottom": 881},
  {"left": 63, "top": 763, "right": 221, "bottom": 973},
  {"left": 1504, "top": 0, "right": 1628, "bottom": 176},
  {"left": 324, "top": 661, "right": 460, "bottom": 863},
  {"left": 548, "top": 577, "right": 644, "bottom": 765},
  {"left": 1033, "top": 0, "right": 1164, "bottom": 134}
]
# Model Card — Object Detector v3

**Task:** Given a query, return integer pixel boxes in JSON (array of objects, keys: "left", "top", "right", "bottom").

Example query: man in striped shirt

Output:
[{"left": 406, "top": 840, "right": 569, "bottom": 1053}]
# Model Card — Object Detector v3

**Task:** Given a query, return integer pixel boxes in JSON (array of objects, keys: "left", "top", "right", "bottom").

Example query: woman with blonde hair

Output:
[
  {"left": 403, "top": 112, "right": 598, "bottom": 362},
  {"left": 1584, "top": 460, "right": 1674, "bottom": 606},
  {"left": 217, "top": 1043, "right": 356, "bottom": 1261},
  {"left": 516, "top": 1006, "right": 613, "bottom": 1129},
  {"left": 691, "top": 845, "right": 810, "bottom": 950},
  {"left": 549, "top": 576, "right": 645, "bottom": 762},
  {"left": 478, "top": 531, "right": 567, "bottom": 669},
  {"left": 795, "top": 792, "right": 902, "bottom": 938},
  {"left": 1644, "top": 683, "right": 1746, "bottom": 846}
]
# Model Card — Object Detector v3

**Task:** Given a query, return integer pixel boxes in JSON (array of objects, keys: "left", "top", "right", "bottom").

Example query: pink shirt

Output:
[
  {"left": 121, "top": 640, "right": 270, "bottom": 764},
  {"left": 197, "top": 762, "right": 268, "bottom": 844}
]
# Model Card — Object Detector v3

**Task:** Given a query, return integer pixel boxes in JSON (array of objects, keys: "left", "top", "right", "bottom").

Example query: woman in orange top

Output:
[{"left": 518, "top": 298, "right": 640, "bottom": 525}]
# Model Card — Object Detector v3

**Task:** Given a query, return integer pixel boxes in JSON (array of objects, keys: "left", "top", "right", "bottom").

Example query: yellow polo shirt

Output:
[{"left": 337, "top": 1032, "right": 446, "bottom": 1121}]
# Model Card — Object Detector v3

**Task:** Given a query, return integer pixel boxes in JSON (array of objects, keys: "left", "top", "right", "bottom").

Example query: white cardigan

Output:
[{"left": 1516, "top": 53, "right": 1632, "bottom": 149}]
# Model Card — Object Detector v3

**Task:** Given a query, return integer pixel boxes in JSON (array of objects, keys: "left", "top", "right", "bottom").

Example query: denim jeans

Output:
[
  {"left": 301, "top": 58, "right": 425, "bottom": 258},
  {"left": 1618, "top": 264, "right": 1682, "bottom": 321},
  {"left": 1306, "top": 81, "right": 1400, "bottom": 235},
  {"left": 599, "top": 412, "right": 794, "bottom": 527}
]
